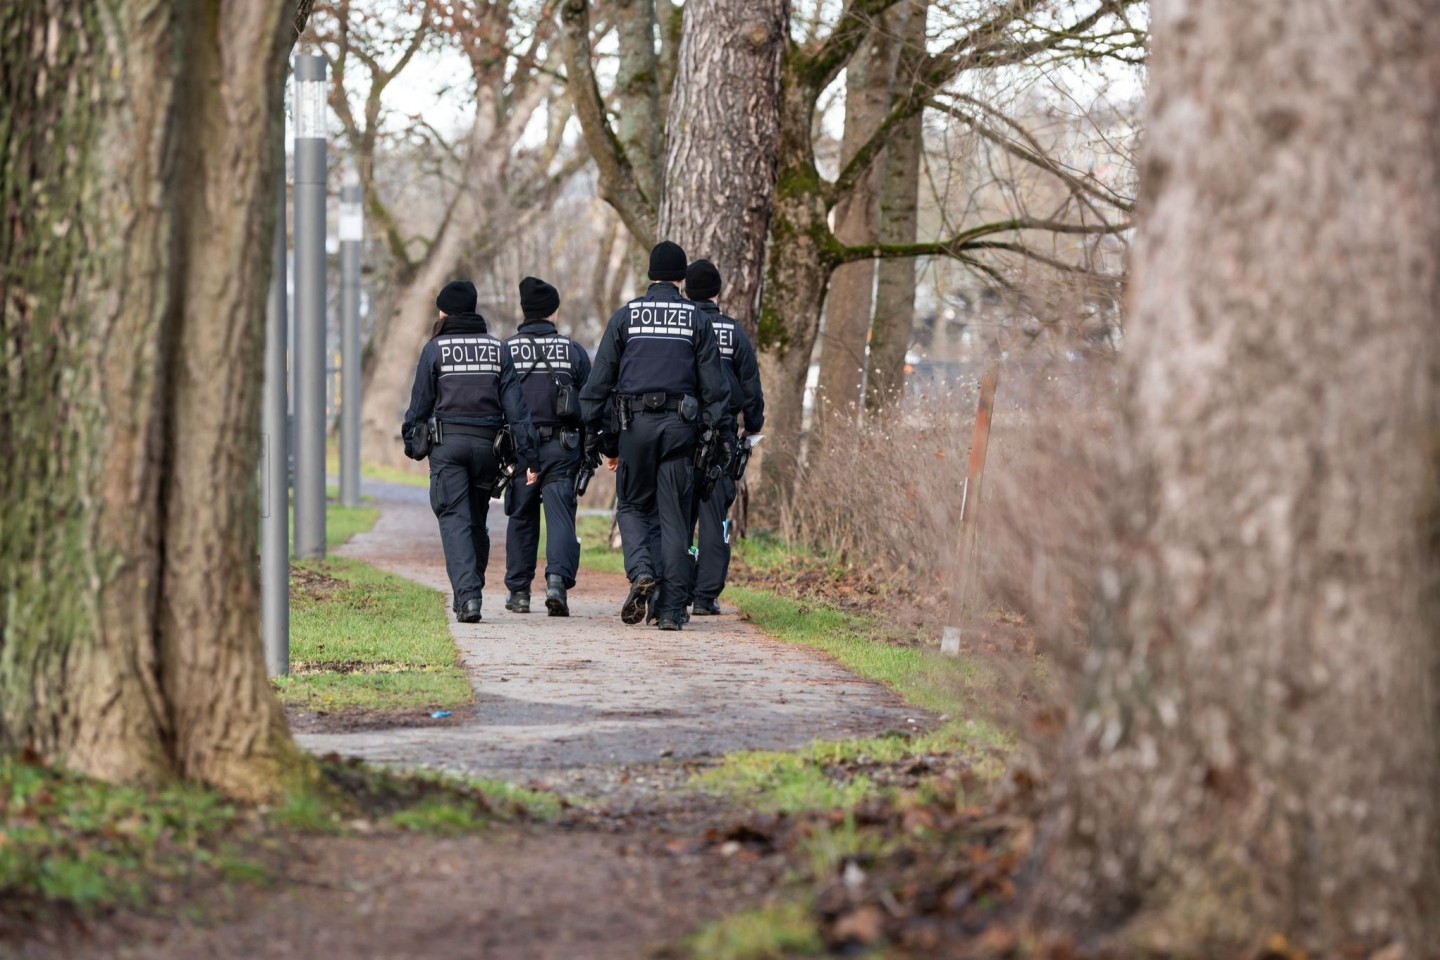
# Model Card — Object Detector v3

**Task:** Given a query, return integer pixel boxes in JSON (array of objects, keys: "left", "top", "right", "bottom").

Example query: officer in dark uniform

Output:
[
  {"left": 403, "top": 280, "right": 539, "bottom": 623},
  {"left": 579, "top": 241, "right": 730, "bottom": 630},
  {"left": 684, "top": 259, "right": 765, "bottom": 615},
  {"left": 502, "top": 276, "right": 592, "bottom": 617}
]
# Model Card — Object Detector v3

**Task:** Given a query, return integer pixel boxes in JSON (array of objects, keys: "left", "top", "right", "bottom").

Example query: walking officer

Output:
[
  {"left": 579, "top": 241, "right": 730, "bottom": 630},
  {"left": 402, "top": 280, "right": 539, "bottom": 623},
  {"left": 502, "top": 276, "right": 592, "bottom": 617},
  {"left": 684, "top": 259, "right": 765, "bottom": 615}
]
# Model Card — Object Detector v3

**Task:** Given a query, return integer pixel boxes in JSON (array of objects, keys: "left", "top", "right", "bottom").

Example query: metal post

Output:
[
  {"left": 262, "top": 155, "right": 290, "bottom": 678},
  {"left": 292, "top": 53, "right": 328, "bottom": 559},
  {"left": 339, "top": 180, "right": 363, "bottom": 508}
]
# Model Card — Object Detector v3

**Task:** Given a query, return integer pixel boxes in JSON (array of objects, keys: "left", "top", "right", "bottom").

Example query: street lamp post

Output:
[
  {"left": 261, "top": 155, "right": 290, "bottom": 677},
  {"left": 339, "top": 178, "right": 363, "bottom": 509},
  {"left": 292, "top": 53, "right": 328, "bottom": 559}
]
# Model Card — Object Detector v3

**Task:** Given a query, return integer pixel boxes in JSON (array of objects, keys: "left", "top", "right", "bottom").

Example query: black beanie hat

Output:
[
  {"left": 648, "top": 240, "right": 687, "bottom": 282},
  {"left": 518, "top": 276, "right": 561, "bottom": 320},
  {"left": 685, "top": 259, "right": 722, "bottom": 300},
  {"left": 436, "top": 280, "right": 477, "bottom": 315}
]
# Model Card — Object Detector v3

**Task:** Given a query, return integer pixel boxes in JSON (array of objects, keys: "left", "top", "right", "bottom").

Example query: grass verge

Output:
[
  {"left": 691, "top": 586, "right": 1010, "bottom": 814},
  {"left": 275, "top": 556, "right": 471, "bottom": 713},
  {"left": 274, "top": 497, "right": 470, "bottom": 714}
]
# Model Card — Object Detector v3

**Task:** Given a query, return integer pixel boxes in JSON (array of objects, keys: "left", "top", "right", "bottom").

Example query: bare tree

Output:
[
  {"left": 1035, "top": 0, "right": 1440, "bottom": 953},
  {"left": 755, "top": 0, "right": 1141, "bottom": 517},
  {"left": 0, "top": 1, "right": 315, "bottom": 799},
  {"left": 314, "top": 0, "right": 573, "bottom": 466}
]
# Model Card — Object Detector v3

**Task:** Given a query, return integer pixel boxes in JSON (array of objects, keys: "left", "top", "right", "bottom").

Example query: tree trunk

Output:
[
  {"left": 615, "top": 0, "right": 664, "bottom": 211},
  {"left": 657, "top": 0, "right": 785, "bottom": 340},
  {"left": 1035, "top": 1, "right": 1440, "bottom": 953},
  {"left": 753, "top": 53, "right": 841, "bottom": 523},
  {"left": 0, "top": 0, "right": 313, "bottom": 800},
  {"left": 865, "top": 0, "right": 926, "bottom": 412},
  {"left": 815, "top": 22, "right": 894, "bottom": 430}
]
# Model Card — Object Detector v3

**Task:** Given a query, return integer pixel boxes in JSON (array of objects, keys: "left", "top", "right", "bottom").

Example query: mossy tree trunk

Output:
[
  {"left": 1035, "top": 0, "right": 1440, "bottom": 953},
  {"left": 0, "top": 0, "right": 314, "bottom": 801}
]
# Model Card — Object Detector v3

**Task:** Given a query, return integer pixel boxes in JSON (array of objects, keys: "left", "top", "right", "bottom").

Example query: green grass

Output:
[
  {"left": 684, "top": 580, "right": 1011, "bottom": 815},
  {"left": 0, "top": 755, "right": 563, "bottom": 917},
  {"left": 286, "top": 492, "right": 379, "bottom": 552},
  {"left": 0, "top": 755, "right": 241, "bottom": 912},
  {"left": 687, "top": 901, "right": 826, "bottom": 960},
  {"left": 577, "top": 513, "right": 625, "bottom": 575},
  {"left": 273, "top": 556, "right": 472, "bottom": 712}
]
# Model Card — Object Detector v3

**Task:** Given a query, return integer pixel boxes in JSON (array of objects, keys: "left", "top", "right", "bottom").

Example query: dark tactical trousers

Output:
[
  {"left": 504, "top": 434, "right": 582, "bottom": 591},
  {"left": 616, "top": 410, "right": 697, "bottom": 622},
  {"left": 693, "top": 468, "right": 737, "bottom": 603},
  {"left": 429, "top": 432, "right": 500, "bottom": 609}
]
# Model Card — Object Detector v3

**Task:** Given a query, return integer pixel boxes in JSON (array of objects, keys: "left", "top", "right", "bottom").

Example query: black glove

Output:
[
  {"left": 586, "top": 428, "right": 616, "bottom": 461},
  {"left": 403, "top": 424, "right": 428, "bottom": 461}
]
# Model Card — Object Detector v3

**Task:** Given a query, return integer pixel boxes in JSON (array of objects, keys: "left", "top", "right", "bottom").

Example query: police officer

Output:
[
  {"left": 502, "top": 276, "right": 592, "bottom": 617},
  {"left": 684, "top": 259, "right": 765, "bottom": 615},
  {"left": 580, "top": 241, "right": 730, "bottom": 630},
  {"left": 403, "top": 280, "right": 539, "bottom": 623}
]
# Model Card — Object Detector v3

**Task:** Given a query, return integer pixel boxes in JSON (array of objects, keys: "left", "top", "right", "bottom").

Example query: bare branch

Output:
[
  {"left": 558, "top": 0, "right": 657, "bottom": 245},
  {"left": 927, "top": 94, "right": 1135, "bottom": 212},
  {"left": 793, "top": 0, "right": 904, "bottom": 93}
]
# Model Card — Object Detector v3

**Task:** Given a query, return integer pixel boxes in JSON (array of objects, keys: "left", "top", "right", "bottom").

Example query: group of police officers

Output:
[{"left": 402, "top": 240, "right": 764, "bottom": 630}]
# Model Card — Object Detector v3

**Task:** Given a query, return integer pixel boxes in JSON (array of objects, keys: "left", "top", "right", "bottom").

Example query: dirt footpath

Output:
[
  {"left": 24, "top": 482, "right": 928, "bottom": 960},
  {"left": 296, "top": 480, "right": 923, "bottom": 797}
]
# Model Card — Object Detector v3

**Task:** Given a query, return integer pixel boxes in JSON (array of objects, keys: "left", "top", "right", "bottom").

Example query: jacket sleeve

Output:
[
  {"left": 571, "top": 338, "right": 593, "bottom": 390},
  {"left": 580, "top": 310, "right": 624, "bottom": 429},
  {"left": 401, "top": 341, "right": 438, "bottom": 446},
  {"left": 498, "top": 344, "right": 540, "bottom": 462},
  {"left": 733, "top": 328, "right": 765, "bottom": 433},
  {"left": 693, "top": 315, "right": 732, "bottom": 429}
]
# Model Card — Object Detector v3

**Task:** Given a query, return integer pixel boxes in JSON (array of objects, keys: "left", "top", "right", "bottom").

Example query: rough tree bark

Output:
[
  {"left": 0, "top": 1, "right": 313, "bottom": 799},
  {"left": 1035, "top": 0, "right": 1440, "bottom": 953},
  {"left": 657, "top": 0, "right": 786, "bottom": 338}
]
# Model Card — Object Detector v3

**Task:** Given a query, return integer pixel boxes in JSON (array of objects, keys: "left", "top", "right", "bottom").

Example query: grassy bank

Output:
[
  {"left": 274, "top": 556, "right": 472, "bottom": 712},
  {"left": 273, "top": 497, "right": 471, "bottom": 714},
  {"left": 0, "top": 755, "right": 558, "bottom": 926}
]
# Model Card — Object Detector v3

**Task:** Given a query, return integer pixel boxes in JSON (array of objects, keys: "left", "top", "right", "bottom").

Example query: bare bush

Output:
[{"left": 785, "top": 353, "right": 1117, "bottom": 659}]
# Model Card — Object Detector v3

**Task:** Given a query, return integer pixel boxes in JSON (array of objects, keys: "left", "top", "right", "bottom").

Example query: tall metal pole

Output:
[
  {"left": 339, "top": 179, "right": 363, "bottom": 508},
  {"left": 292, "top": 53, "right": 328, "bottom": 559},
  {"left": 262, "top": 153, "right": 290, "bottom": 677}
]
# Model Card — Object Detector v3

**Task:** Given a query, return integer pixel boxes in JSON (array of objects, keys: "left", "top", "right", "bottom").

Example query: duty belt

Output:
[
  {"left": 621, "top": 394, "right": 685, "bottom": 412},
  {"left": 439, "top": 422, "right": 498, "bottom": 440},
  {"left": 537, "top": 424, "right": 574, "bottom": 441}
]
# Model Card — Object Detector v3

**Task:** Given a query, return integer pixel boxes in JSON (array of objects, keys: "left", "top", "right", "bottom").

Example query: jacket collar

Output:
[
  {"left": 516, "top": 319, "right": 559, "bottom": 337},
  {"left": 437, "top": 311, "right": 488, "bottom": 336}
]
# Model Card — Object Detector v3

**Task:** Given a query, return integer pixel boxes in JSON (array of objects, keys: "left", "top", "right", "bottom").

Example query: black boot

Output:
[
  {"left": 545, "top": 575, "right": 569, "bottom": 617},
  {"left": 620, "top": 574, "right": 656, "bottom": 625},
  {"left": 691, "top": 598, "right": 722, "bottom": 616},
  {"left": 458, "top": 598, "right": 482, "bottom": 623},
  {"left": 505, "top": 590, "right": 530, "bottom": 613}
]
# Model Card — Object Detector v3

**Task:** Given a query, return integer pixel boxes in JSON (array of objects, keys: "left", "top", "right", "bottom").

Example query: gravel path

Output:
[{"left": 295, "top": 480, "right": 925, "bottom": 795}]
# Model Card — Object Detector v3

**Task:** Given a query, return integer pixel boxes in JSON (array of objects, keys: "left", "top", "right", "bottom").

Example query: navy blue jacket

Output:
[
  {"left": 402, "top": 312, "right": 539, "bottom": 461},
  {"left": 694, "top": 300, "right": 764, "bottom": 433},
  {"left": 579, "top": 282, "right": 730, "bottom": 429},
  {"left": 506, "top": 320, "right": 592, "bottom": 427}
]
